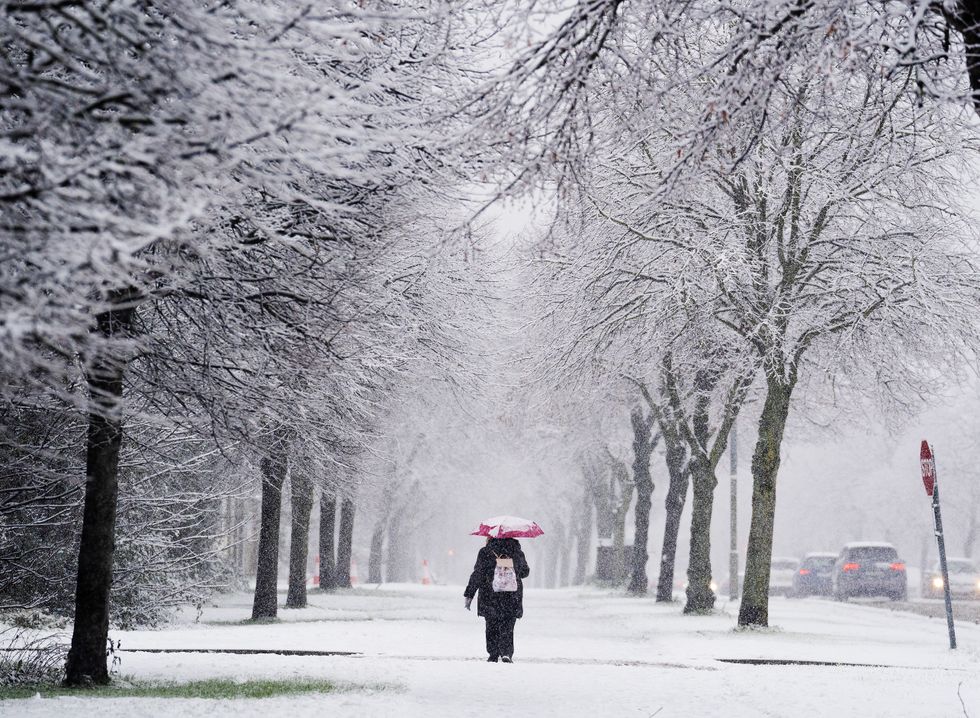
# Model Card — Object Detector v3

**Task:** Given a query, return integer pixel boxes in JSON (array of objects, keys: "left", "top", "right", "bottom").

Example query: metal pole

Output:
[
  {"left": 932, "top": 474, "right": 957, "bottom": 649},
  {"left": 729, "top": 419, "right": 739, "bottom": 601}
]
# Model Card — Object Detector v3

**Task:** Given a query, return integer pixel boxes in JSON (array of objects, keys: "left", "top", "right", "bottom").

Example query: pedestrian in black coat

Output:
[{"left": 464, "top": 537, "right": 530, "bottom": 662}]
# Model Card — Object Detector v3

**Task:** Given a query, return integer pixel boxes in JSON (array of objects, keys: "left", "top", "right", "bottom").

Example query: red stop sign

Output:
[{"left": 920, "top": 440, "right": 936, "bottom": 497}]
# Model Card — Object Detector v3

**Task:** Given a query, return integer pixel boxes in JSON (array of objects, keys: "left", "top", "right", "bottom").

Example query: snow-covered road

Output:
[{"left": 5, "top": 584, "right": 980, "bottom": 717}]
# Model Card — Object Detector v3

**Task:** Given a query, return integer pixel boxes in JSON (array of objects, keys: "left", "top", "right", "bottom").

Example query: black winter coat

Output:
[{"left": 463, "top": 538, "right": 530, "bottom": 619}]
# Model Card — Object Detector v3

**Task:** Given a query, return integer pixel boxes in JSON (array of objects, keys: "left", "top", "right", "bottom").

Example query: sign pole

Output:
[
  {"left": 921, "top": 440, "right": 956, "bottom": 650},
  {"left": 932, "top": 478, "right": 956, "bottom": 650}
]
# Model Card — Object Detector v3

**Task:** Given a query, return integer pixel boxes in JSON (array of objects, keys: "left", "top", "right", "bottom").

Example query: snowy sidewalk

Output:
[{"left": 5, "top": 585, "right": 980, "bottom": 717}]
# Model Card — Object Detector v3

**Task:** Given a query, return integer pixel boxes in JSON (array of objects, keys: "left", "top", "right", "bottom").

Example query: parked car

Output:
[
  {"left": 681, "top": 578, "right": 720, "bottom": 595},
  {"left": 792, "top": 552, "right": 838, "bottom": 597},
  {"left": 718, "top": 572, "right": 742, "bottom": 596},
  {"left": 769, "top": 557, "right": 800, "bottom": 596},
  {"left": 923, "top": 557, "right": 980, "bottom": 600},
  {"left": 832, "top": 542, "right": 907, "bottom": 601}
]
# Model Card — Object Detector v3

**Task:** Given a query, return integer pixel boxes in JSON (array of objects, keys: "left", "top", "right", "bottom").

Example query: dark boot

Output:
[
  {"left": 501, "top": 656, "right": 513, "bottom": 663},
  {"left": 487, "top": 655, "right": 499, "bottom": 662}
]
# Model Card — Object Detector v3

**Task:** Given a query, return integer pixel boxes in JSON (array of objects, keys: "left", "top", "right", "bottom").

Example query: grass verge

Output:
[{"left": 0, "top": 677, "right": 338, "bottom": 701}]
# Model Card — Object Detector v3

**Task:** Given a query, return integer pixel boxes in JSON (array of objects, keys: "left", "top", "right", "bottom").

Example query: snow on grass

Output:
[
  {"left": 2, "top": 584, "right": 980, "bottom": 717},
  {"left": 0, "top": 678, "right": 340, "bottom": 701}
]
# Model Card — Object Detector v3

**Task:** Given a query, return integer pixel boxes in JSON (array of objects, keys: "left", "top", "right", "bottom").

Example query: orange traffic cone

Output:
[{"left": 421, "top": 559, "right": 432, "bottom": 585}]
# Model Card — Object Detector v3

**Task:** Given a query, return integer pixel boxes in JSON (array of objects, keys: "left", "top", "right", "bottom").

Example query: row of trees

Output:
[
  {"left": 0, "top": 0, "right": 494, "bottom": 685},
  {"left": 505, "top": 0, "right": 980, "bottom": 626},
  {"left": 6, "top": 0, "right": 980, "bottom": 688}
]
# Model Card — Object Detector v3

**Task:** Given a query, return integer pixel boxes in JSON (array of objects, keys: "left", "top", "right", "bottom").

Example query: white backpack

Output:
[{"left": 492, "top": 553, "right": 518, "bottom": 592}]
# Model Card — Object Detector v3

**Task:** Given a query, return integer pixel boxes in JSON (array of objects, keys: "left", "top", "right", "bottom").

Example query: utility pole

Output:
[{"left": 729, "top": 419, "right": 739, "bottom": 601}]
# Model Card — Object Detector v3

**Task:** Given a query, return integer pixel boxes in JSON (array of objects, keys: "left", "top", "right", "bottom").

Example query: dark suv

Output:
[
  {"left": 832, "top": 542, "right": 907, "bottom": 601},
  {"left": 792, "top": 552, "right": 837, "bottom": 597}
]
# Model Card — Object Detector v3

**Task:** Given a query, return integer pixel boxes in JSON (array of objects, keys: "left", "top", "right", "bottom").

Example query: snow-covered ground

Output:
[{"left": 4, "top": 584, "right": 980, "bottom": 717}]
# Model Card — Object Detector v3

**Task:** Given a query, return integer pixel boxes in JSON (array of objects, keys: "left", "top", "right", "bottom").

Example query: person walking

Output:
[{"left": 464, "top": 536, "right": 530, "bottom": 663}]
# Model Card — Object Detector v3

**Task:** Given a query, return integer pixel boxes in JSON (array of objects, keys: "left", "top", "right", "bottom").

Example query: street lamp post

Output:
[{"left": 729, "top": 420, "right": 739, "bottom": 601}]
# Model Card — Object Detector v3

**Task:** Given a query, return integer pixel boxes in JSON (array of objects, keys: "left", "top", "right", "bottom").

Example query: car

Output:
[
  {"left": 681, "top": 578, "right": 720, "bottom": 595},
  {"left": 792, "top": 552, "right": 838, "bottom": 597},
  {"left": 832, "top": 542, "right": 907, "bottom": 601},
  {"left": 769, "top": 557, "right": 800, "bottom": 596},
  {"left": 718, "top": 572, "right": 742, "bottom": 596},
  {"left": 923, "top": 557, "right": 980, "bottom": 600}
]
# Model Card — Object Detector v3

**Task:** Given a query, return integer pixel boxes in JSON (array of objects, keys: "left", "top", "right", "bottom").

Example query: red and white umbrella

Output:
[{"left": 471, "top": 515, "right": 544, "bottom": 539}]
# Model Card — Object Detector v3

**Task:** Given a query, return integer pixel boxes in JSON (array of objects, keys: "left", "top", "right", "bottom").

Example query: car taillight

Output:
[
  {"left": 842, "top": 563, "right": 860, "bottom": 572},
  {"left": 889, "top": 562, "right": 905, "bottom": 571},
  {"left": 798, "top": 569, "right": 811, "bottom": 575}
]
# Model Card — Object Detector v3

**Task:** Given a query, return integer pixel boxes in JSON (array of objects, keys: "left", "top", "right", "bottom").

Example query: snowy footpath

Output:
[{"left": 4, "top": 584, "right": 980, "bottom": 717}]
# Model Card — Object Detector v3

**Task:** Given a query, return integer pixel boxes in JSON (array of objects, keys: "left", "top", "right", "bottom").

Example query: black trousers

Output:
[{"left": 485, "top": 615, "right": 517, "bottom": 658}]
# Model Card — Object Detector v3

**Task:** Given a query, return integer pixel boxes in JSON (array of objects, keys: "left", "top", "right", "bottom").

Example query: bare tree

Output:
[
  {"left": 286, "top": 469, "right": 315, "bottom": 609},
  {"left": 335, "top": 497, "right": 357, "bottom": 589},
  {"left": 656, "top": 411, "right": 690, "bottom": 603},
  {"left": 628, "top": 350, "right": 751, "bottom": 613},
  {"left": 573, "top": 471, "right": 595, "bottom": 585},
  {"left": 318, "top": 492, "right": 338, "bottom": 591},
  {"left": 627, "top": 405, "right": 660, "bottom": 594},
  {"left": 1, "top": 0, "right": 479, "bottom": 683},
  {"left": 251, "top": 430, "right": 290, "bottom": 621},
  {"left": 521, "top": 7, "right": 980, "bottom": 627}
]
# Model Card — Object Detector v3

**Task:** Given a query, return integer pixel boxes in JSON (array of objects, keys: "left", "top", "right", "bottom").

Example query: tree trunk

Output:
[
  {"left": 738, "top": 376, "right": 794, "bottom": 628},
  {"left": 385, "top": 513, "right": 403, "bottom": 582},
  {"left": 656, "top": 428, "right": 689, "bottom": 602},
  {"left": 318, "top": 493, "right": 337, "bottom": 590},
  {"left": 368, "top": 519, "right": 385, "bottom": 584},
  {"left": 65, "top": 298, "right": 136, "bottom": 687},
  {"left": 558, "top": 523, "right": 572, "bottom": 587},
  {"left": 589, "top": 455, "right": 615, "bottom": 581},
  {"left": 251, "top": 436, "right": 289, "bottom": 620},
  {"left": 335, "top": 498, "right": 355, "bottom": 588},
  {"left": 919, "top": 532, "right": 930, "bottom": 590},
  {"left": 684, "top": 456, "right": 717, "bottom": 614},
  {"left": 628, "top": 408, "right": 657, "bottom": 594},
  {"left": 611, "top": 468, "right": 633, "bottom": 584},
  {"left": 546, "top": 520, "right": 563, "bottom": 588},
  {"left": 546, "top": 545, "right": 559, "bottom": 588},
  {"left": 285, "top": 471, "right": 313, "bottom": 608},
  {"left": 573, "top": 486, "right": 592, "bottom": 585},
  {"left": 964, "top": 488, "right": 979, "bottom": 558},
  {"left": 232, "top": 496, "right": 246, "bottom": 579}
]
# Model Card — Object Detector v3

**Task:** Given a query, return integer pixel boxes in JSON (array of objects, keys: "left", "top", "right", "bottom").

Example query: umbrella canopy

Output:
[{"left": 471, "top": 515, "right": 544, "bottom": 539}]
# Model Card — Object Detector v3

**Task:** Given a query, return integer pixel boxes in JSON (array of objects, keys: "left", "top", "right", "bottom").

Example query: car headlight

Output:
[
  {"left": 932, "top": 577, "right": 944, "bottom": 589},
  {"left": 710, "top": 580, "right": 718, "bottom": 593}
]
